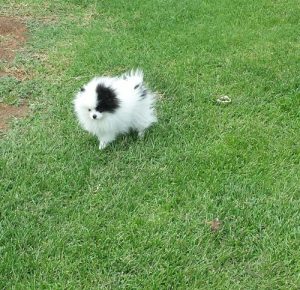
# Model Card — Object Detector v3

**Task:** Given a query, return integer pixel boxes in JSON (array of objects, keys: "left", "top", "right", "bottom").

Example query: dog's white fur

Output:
[{"left": 74, "top": 70, "right": 157, "bottom": 149}]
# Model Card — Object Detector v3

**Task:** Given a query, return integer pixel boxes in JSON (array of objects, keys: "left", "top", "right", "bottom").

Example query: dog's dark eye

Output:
[
  {"left": 88, "top": 109, "right": 91, "bottom": 112},
  {"left": 80, "top": 87, "right": 85, "bottom": 92}
]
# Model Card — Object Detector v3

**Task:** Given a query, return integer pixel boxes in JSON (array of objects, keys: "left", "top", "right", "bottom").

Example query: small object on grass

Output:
[
  {"left": 216, "top": 95, "right": 231, "bottom": 104},
  {"left": 206, "top": 219, "right": 221, "bottom": 232}
]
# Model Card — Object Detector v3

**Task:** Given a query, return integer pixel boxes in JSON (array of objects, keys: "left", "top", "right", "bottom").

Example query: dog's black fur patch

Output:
[
  {"left": 140, "top": 88, "right": 148, "bottom": 99},
  {"left": 96, "top": 84, "right": 119, "bottom": 113}
]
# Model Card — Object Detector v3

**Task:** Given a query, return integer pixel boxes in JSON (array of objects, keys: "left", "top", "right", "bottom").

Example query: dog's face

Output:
[
  {"left": 88, "top": 107, "right": 103, "bottom": 120},
  {"left": 75, "top": 78, "right": 120, "bottom": 121}
]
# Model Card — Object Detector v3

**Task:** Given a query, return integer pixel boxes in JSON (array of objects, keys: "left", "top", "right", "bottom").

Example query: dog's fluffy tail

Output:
[{"left": 121, "top": 69, "right": 144, "bottom": 88}]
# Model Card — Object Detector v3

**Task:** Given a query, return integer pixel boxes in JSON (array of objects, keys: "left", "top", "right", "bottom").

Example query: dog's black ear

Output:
[{"left": 96, "top": 84, "right": 119, "bottom": 113}]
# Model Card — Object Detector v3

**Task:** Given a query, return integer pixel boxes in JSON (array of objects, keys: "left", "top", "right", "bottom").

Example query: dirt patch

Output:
[
  {"left": 0, "top": 102, "right": 29, "bottom": 131},
  {"left": 0, "top": 16, "right": 27, "bottom": 62},
  {"left": 0, "top": 66, "right": 32, "bottom": 80},
  {"left": 0, "top": 17, "right": 29, "bottom": 132}
]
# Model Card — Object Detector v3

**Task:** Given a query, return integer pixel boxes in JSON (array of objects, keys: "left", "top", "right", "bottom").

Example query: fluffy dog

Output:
[{"left": 74, "top": 70, "right": 157, "bottom": 149}]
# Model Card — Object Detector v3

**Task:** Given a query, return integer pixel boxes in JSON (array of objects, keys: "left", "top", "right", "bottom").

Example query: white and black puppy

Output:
[{"left": 74, "top": 70, "right": 157, "bottom": 149}]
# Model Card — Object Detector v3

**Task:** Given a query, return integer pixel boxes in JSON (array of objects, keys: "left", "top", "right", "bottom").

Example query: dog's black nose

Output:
[{"left": 92, "top": 114, "right": 97, "bottom": 119}]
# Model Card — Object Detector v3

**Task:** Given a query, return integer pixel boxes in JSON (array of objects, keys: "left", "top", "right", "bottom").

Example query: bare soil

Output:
[
  {"left": 0, "top": 16, "right": 29, "bottom": 132},
  {"left": 0, "top": 102, "right": 29, "bottom": 131},
  {"left": 0, "top": 16, "right": 27, "bottom": 62}
]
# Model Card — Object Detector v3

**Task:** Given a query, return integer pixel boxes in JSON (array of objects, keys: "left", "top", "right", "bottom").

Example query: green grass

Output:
[{"left": 1, "top": 0, "right": 299, "bottom": 288}]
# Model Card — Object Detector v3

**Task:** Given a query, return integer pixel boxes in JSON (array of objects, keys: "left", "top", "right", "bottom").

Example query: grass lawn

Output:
[{"left": 1, "top": 0, "right": 299, "bottom": 288}]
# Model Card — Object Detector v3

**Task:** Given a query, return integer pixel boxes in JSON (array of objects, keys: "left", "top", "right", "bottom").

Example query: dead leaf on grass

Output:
[{"left": 206, "top": 218, "right": 222, "bottom": 232}]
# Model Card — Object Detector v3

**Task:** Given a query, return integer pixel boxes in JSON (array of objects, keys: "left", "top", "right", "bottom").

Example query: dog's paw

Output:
[
  {"left": 138, "top": 130, "right": 145, "bottom": 138},
  {"left": 99, "top": 141, "right": 108, "bottom": 150}
]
